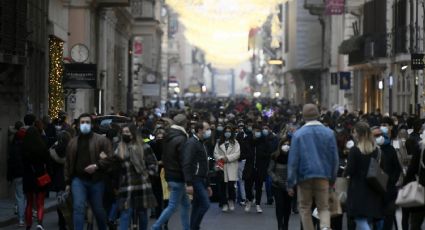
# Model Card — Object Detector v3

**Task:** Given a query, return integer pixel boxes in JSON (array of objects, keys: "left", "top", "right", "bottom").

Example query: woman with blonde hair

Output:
[
  {"left": 115, "top": 124, "right": 158, "bottom": 230},
  {"left": 346, "top": 122, "right": 384, "bottom": 230}
]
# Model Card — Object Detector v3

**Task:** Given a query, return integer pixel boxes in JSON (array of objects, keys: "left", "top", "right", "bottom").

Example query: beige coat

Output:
[{"left": 214, "top": 141, "right": 240, "bottom": 182}]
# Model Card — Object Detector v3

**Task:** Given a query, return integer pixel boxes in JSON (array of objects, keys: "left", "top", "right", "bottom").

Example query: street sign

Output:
[{"left": 411, "top": 53, "right": 424, "bottom": 70}]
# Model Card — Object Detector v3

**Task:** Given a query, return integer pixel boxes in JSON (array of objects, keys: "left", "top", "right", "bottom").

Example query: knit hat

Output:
[
  {"left": 302, "top": 104, "right": 320, "bottom": 121},
  {"left": 173, "top": 114, "right": 187, "bottom": 127}
]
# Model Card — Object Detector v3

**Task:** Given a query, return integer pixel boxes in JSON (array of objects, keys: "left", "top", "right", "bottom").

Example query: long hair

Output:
[
  {"left": 218, "top": 124, "right": 236, "bottom": 145},
  {"left": 354, "top": 122, "right": 376, "bottom": 155},
  {"left": 118, "top": 124, "right": 144, "bottom": 161}
]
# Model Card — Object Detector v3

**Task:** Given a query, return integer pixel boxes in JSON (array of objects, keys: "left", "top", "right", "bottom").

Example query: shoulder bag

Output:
[
  {"left": 366, "top": 148, "right": 389, "bottom": 194},
  {"left": 395, "top": 147, "right": 425, "bottom": 208}
]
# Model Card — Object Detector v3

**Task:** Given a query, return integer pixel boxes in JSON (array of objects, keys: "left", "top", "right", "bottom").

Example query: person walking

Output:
[
  {"left": 372, "top": 125, "right": 402, "bottom": 230},
  {"left": 183, "top": 121, "right": 213, "bottom": 230},
  {"left": 346, "top": 122, "right": 385, "bottom": 230},
  {"left": 7, "top": 120, "right": 25, "bottom": 227},
  {"left": 115, "top": 125, "right": 158, "bottom": 230},
  {"left": 151, "top": 114, "right": 190, "bottom": 230},
  {"left": 287, "top": 104, "right": 339, "bottom": 230},
  {"left": 64, "top": 113, "right": 113, "bottom": 230},
  {"left": 22, "top": 118, "right": 51, "bottom": 230},
  {"left": 214, "top": 124, "right": 240, "bottom": 212},
  {"left": 268, "top": 138, "right": 292, "bottom": 230}
]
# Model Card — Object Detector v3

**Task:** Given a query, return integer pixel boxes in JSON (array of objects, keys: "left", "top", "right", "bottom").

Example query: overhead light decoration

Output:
[{"left": 165, "top": 0, "right": 284, "bottom": 68}]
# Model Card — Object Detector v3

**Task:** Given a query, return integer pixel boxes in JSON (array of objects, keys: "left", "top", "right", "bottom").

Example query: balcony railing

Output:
[{"left": 96, "top": 0, "right": 130, "bottom": 7}]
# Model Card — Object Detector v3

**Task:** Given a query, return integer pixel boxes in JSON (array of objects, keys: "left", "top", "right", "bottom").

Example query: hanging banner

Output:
[
  {"left": 325, "top": 0, "right": 344, "bottom": 15},
  {"left": 339, "top": 72, "right": 351, "bottom": 90}
]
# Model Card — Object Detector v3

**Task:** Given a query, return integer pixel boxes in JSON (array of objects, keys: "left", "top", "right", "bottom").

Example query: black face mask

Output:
[{"left": 122, "top": 135, "right": 132, "bottom": 143}]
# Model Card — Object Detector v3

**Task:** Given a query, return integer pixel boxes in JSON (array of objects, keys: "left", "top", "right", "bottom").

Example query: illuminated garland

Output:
[{"left": 48, "top": 36, "right": 64, "bottom": 119}]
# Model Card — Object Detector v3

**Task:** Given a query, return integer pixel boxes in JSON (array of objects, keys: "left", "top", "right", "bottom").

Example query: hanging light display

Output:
[
  {"left": 48, "top": 36, "right": 65, "bottom": 119},
  {"left": 166, "top": 0, "right": 284, "bottom": 68}
]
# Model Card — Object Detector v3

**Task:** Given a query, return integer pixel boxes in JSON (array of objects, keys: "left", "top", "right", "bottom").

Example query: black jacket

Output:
[
  {"left": 243, "top": 137, "right": 273, "bottom": 180},
  {"left": 162, "top": 125, "right": 188, "bottom": 182},
  {"left": 182, "top": 135, "right": 209, "bottom": 185},
  {"left": 346, "top": 147, "right": 384, "bottom": 219}
]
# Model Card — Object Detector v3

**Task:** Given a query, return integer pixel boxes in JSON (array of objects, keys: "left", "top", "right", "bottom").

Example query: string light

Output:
[
  {"left": 48, "top": 36, "right": 64, "bottom": 119},
  {"left": 166, "top": 0, "right": 283, "bottom": 68}
]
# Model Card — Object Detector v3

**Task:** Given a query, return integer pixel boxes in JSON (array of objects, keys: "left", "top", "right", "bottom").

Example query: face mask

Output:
[
  {"left": 420, "top": 130, "right": 425, "bottom": 140},
  {"left": 346, "top": 140, "right": 355, "bottom": 149},
  {"left": 149, "top": 115, "right": 154, "bottom": 119},
  {"left": 376, "top": 136, "right": 385, "bottom": 145},
  {"left": 224, "top": 118, "right": 229, "bottom": 123},
  {"left": 291, "top": 118, "right": 297, "bottom": 123},
  {"left": 80, "top": 124, "right": 91, "bottom": 134},
  {"left": 191, "top": 129, "right": 195, "bottom": 134},
  {"left": 113, "top": 136, "right": 119, "bottom": 143},
  {"left": 247, "top": 127, "right": 253, "bottom": 132},
  {"left": 335, "top": 128, "right": 343, "bottom": 133},
  {"left": 55, "top": 125, "right": 62, "bottom": 131},
  {"left": 394, "top": 121, "right": 398, "bottom": 126},
  {"left": 218, "top": 118, "right": 224, "bottom": 123},
  {"left": 224, "top": 132, "right": 232, "bottom": 139},
  {"left": 217, "top": 126, "right": 224, "bottom": 132},
  {"left": 204, "top": 130, "right": 212, "bottom": 139},
  {"left": 262, "top": 129, "right": 269, "bottom": 136},
  {"left": 281, "top": 145, "right": 290, "bottom": 152},
  {"left": 254, "top": 132, "right": 262, "bottom": 138},
  {"left": 380, "top": 126, "right": 389, "bottom": 134},
  {"left": 122, "top": 135, "right": 132, "bottom": 143}
]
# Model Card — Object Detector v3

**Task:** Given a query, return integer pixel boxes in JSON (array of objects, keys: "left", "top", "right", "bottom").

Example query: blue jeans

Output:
[
  {"left": 108, "top": 201, "right": 118, "bottom": 222},
  {"left": 190, "top": 178, "right": 210, "bottom": 230},
  {"left": 151, "top": 181, "right": 190, "bottom": 230},
  {"left": 119, "top": 208, "right": 147, "bottom": 230},
  {"left": 71, "top": 178, "right": 107, "bottom": 230},
  {"left": 355, "top": 218, "right": 384, "bottom": 230},
  {"left": 14, "top": 177, "right": 25, "bottom": 222}
]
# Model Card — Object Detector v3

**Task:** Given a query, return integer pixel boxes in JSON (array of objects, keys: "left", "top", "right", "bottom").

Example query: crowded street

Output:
[{"left": 1, "top": 0, "right": 425, "bottom": 230}]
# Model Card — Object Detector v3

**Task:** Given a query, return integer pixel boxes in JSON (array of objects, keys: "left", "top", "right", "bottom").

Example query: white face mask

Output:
[
  {"left": 376, "top": 136, "right": 385, "bottom": 145},
  {"left": 346, "top": 140, "right": 355, "bottom": 149},
  {"left": 281, "top": 145, "right": 290, "bottom": 152}
]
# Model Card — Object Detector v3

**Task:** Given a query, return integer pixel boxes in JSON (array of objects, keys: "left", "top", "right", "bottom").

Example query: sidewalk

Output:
[{"left": 0, "top": 192, "right": 57, "bottom": 227}]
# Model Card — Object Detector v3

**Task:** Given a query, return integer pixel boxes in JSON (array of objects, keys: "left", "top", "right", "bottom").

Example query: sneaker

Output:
[
  {"left": 228, "top": 201, "right": 235, "bottom": 211},
  {"left": 256, "top": 205, "right": 263, "bottom": 213},
  {"left": 222, "top": 204, "right": 229, "bottom": 212},
  {"left": 244, "top": 201, "right": 251, "bottom": 212},
  {"left": 18, "top": 221, "right": 25, "bottom": 227},
  {"left": 36, "top": 224, "right": 45, "bottom": 230},
  {"left": 239, "top": 200, "right": 246, "bottom": 206}
]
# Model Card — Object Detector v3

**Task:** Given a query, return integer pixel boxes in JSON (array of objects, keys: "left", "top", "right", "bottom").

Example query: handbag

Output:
[
  {"left": 36, "top": 173, "right": 51, "bottom": 187},
  {"left": 215, "top": 159, "right": 225, "bottom": 171},
  {"left": 395, "top": 148, "right": 425, "bottom": 208},
  {"left": 366, "top": 148, "right": 389, "bottom": 194},
  {"left": 335, "top": 177, "right": 348, "bottom": 205},
  {"left": 32, "top": 165, "right": 51, "bottom": 187}
]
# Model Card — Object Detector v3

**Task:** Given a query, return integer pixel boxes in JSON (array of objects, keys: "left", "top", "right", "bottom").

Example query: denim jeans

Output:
[
  {"left": 354, "top": 218, "right": 384, "bottom": 230},
  {"left": 71, "top": 178, "right": 107, "bottom": 230},
  {"left": 14, "top": 177, "right": 25, "bottom": 222},
  {"left": 119, "top": 208, "right": 147, "bottom": 230},
  {"left": 237, "top": 160, "right": 246, "bottom": 202},
  {"left": 151, "top": 181, "right": 190, "bottom": 230},
  {"left": 190, "top": 178, "right": 210, "bottom": 230}
]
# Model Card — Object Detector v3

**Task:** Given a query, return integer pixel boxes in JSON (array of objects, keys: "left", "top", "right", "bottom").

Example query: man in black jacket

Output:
[
  {"left": 152, "top": 114, "right": 190, "bottom": 230},
  {"left": 183, "top": 121, "right": 212, "bottom": 230}
]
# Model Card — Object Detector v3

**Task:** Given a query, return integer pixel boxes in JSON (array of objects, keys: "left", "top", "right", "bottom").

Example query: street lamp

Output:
[
  {"left": 389, "top": 75, "right": 393, "bottom": 115},
  {"left": 401, "top": 65, "right": 408, "bottom": 71}
]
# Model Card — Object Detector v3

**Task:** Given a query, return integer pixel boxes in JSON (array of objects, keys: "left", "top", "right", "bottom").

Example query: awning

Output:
[{"left": 339, "top": 35, "right": 364, "bottom": 54}]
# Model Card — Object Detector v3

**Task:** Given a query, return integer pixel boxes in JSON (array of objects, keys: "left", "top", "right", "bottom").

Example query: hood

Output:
[{"left": 166, "top": 125, "right": 188, "bottom": 141}]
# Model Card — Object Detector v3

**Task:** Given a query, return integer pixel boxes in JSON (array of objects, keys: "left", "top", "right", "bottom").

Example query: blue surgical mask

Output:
[
  {"left": 80, "top": 123, "right": 91, "bottom": 134},
  {"left": 224, "top": 132, "right": 232, "bottom": 139},
  {"left": 247, "top": 127, "right": 253, "bottom": 132},
  {"left": 380, "top": 126, "right": 389, "bottom": 134},
  {"left": 217, "top": 126, "right": 224, "bottom": 132},
  {"left": 262, "top": 129, "right": 269, "bottom": 136},
  {"left": 204, "top": 130, "right": 212, "bottom": 139},
  {"left": 254, "top": 132, "right": 262, "bottom": 138}
]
